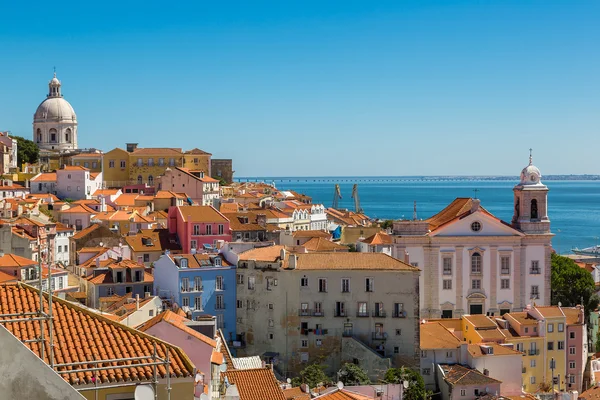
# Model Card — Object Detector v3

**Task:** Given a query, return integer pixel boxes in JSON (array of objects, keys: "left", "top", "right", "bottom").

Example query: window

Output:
[
  {"left": 394, "top": 347, "right": 399, "bottom": 354},
  {"left": 357, "top": 302, "right": 368, "bottom": 317},
  {"left": 182, "top": 297, "right": 189, "bottom": 307},
  {"left": 472, "top": 279, "right": 481, "bottom": 290},
  {"left": 67, "top": 186, "right": 71, "bottom": 191},
  {"left": 374, "top": 302, "right": 384, "bottom": 317},
  {"left": 318, "top": 278, "right": 327, "bottom": 293},
  {"left": 83, "top": 162, "right": 89, "bottom": 168},
  {"left": 237, "top": 274, "right": 244, "bottom": 284},
  {"left": 394, "top": 303, "right": 404, "bottom": 317},
  {"left": 531, "top": 260, "right": 540, "bottom": 274},
  {"left": 268, "top": 303, "right": 274, "bottom": 310},
  {"left": 58, "top": 277, "right": 64, "bottom": 290},
  {"left": 216, "top": 276, "right": 223, "bottom": 290},
  {"left": 237, "top": 300, "right": 242, "bottom": 309},
  {"left": 193, "top": 225, "right": 200, "bottom": 235},
  {"left": 460, "top": 390, "right": 466, "bottom": 397},
  {"left": 300, "top": 352, "right": 309, "bottom": 363},
  {"left": 443, "top": 279, "right": 452, "bottom": 290},
  {"left": 548, "top": 323, "right": 554, "bottom": 333},
  {"left": 530, "top": 376, "right": 536, "bottom": 384},
  {"left": 570, "top": 331, "right": 575, "bottom": 339},
  {"left": 206, "top": 225, "right": 212, "bottom": 235},
  {"left": 422, "top": 368, "right": 431, "bottom": 375},
  {"left": 471, "top": 252, "right": 482, "bottom": 273},
  {"left": 316, "top": 339, "right": 322, "bottom": 347},
  {"left": 76, "top": 186, "right": 81, "bottom": 192},
  {"left": 335, "top": 302, "right": 346, "bottom": 317},
  {"left": 137, "top": 175, "right": 142, "bottom": 185},
  {"left": 266, "top": 277, "right": 274, "bottom": 291},
  {"left": 531, "top": 199, "right": 538, "bottom": 219},
  {"left": 396, "top": 329, "right": 402, "bottom": 335},
  {"left": 149, "top": 310, "right": 154, "bottom": 317},
  {"left": 443, "top": 257, "right": 452, "bottom": 275},
  {"left": 531, "top": 286, "right": 539, "bottom": 299},
  {"left": 301, "top": 276, "right": 308, "bottom": 287},
  {"left": 92, "top": 162, "right": 97, "bottom": 169},
  {"left": 569, "top": 375, "right": 576, "bottom": 384},
  {"left": 301, "top": 339, "right": 308, "bottom": 348},
  {"left": 269, "top": 333, "right": 274, "bottom": 340},
  {"left": 191, "top": 276, "right": 201, "bottom": 291},
  {"left": 570, "top": 361, "right": 576, "bottom": 369},
  {"left": 558, "top": 341, "right": 564, "bottom": 350},
  {"left": 169, "top": 158, "right": 175, "bottom": 166},
  {"left": 181, "top": 277, "right": 190, "bottom": 292},
  {"left": 148, "top": 158, "right": 154, "bottom": 166},
  {"left": 109, "top": 160, "right": 115, "bottom": 168},
  {"left": 365, "top": 277, "right": 374, "bottom": 292},
  {"left": 501, "top": 256, "right": 510, "bottom": 274},
  {"left": 143, "top": 254, "right": 150, "bottom": 263},
  {"left": 547, "top": 342, "right": 554, "bottom": 351},
  {"left": 446, "top": 351, "right": 453, "bottom": 358},
  {"left": 137, "top": 158, "right": 143, "bottom": 167},
  {"left": 216, "top": 295, "right": 224, "bottom": 310},
  {"left": 248, "top": 276, "right": 255, "bottom": 290},
  {"left": 314, "top": 302, "right": 323, "bottom": 316},
  {"left": 341, "top": 278, "right": 350, "bottom": 293},
  {"left": 531, "top": 359, "right": 536, "bottom": 367},
  {"left": 558, "top": 323, "right": 564, "bottom": 332},
  {"left": 218, "top": 224, "right": 224, "bottom": 235},
  {"left": 501, "top": 279, "right": 510, "bottom": 289},
  {"left": 194, "top": 296, "right": 203, "bottom": 311},
  {"left": 58, "top": 245, "right": 62, "bottom": 253},
  {"left": 471, "top": 221, "right": 481, "bottom": 232},
  {"left": 120, "top": 160, "right": 126, "bottom": 168},
  {"left": 148, "top": 175, "right": 154, "bottom": 185}
]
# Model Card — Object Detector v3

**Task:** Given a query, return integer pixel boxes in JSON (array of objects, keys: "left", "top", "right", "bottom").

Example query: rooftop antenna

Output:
[
  {"left": 413, "top": 201, "right": 417, "bottom": 221},
  {"left": 473, "top": 189, "right": 479, "bottom": 200}
]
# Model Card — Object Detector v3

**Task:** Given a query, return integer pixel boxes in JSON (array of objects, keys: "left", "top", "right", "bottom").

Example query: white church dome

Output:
[
  {"left": 519, "top": 150, "right": 543, "bottom": 186},
  {"left": 34, "top": 97, "right": 77, "bottom": 123}
]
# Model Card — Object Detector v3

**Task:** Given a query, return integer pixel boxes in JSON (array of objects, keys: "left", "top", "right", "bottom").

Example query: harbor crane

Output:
[
  {"left": 332, "top": 184, "right": 342, "bottom": 209},
  {"left": 351, "top": 184, "right": 363, "bottom": 214}
]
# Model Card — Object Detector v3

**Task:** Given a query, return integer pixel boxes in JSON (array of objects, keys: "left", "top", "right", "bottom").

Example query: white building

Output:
[
  {"left": 56, "top": 166, "right": 102, "bottom": 200},
  {"left": 30, "top": 172, "right": 57, "bottom": 195},
  {"left": 54, "top": 224, "right": 74, "bottom": 266},
  {"left": 309, "top": 204, "right": 327, "bottom": 230},
  {"left": 392, "top": 155, "right": 553, "bottom": 318},
  {"left": 33, "top": 73, "right": 78, "bottom": 151},
  {"left": 357, "top": 232, "right": 393, "bottom": 256}
]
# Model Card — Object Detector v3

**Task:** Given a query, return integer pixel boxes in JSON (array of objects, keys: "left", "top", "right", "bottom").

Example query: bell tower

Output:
[{"left": 511, "top": 149, "right": 550, "bottom": 234}]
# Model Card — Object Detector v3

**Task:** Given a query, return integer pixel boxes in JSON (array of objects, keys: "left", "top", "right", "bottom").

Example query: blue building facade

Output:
[{"left": 154, "top": 253, "right": 236, "bottom": 340}]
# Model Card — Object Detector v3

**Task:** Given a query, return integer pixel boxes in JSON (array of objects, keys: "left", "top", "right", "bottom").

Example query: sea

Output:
[{"left": 235, "top": 177, "right": 600, "bottom": 255}]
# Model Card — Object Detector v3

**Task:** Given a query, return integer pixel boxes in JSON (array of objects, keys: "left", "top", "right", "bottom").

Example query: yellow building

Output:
[
  {"left": 69, "top": 152, "right": 103, "bottom": 172},
  {"left": 103, "top": 144, "right": 212, "bottom": 188}
]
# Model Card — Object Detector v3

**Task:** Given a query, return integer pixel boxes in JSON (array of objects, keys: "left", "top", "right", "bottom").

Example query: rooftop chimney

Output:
[
  {"left": 280, "top": 248, "right": 286, "bottom": 261},
  {"left": 289, "top": 254, "right": 297, "bottom": 269},
  {"left": 126, "top": 143, "right": 138, "bottom": 153},
  {"left": 136, "top": 294, "right": 140, "bottom": 310},
  {"left": 404, "top": 251, "right": 410, "bottom": 265}
]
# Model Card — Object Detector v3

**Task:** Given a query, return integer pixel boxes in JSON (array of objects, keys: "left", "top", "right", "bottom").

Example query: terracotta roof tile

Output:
[
  {"left": 314, "top": 389, "right": 371, "bottom": 400},
  {"left": 217, "top": 330, "right": 235, "bottom": 370},
  {"left": 131, "top": 147, "right": 183, "bottom": 155},
  {"left": 293, "top": 253, "right": 419, "bottom": 271},
  {"left": 360, "top": 232, "right": 392, "bottom": 245},
  {"left": 0, "top": 254, "right": 37, "bottom": 268},
  {"left": 30, "top": 172, "right": 57, "bottom": 182},
  {"left": 125, "top": 229, "right": 181, "bottom": 253},
  {"left": 222, "top": 368, "right": 286, "bottom": 400},
  {"left": 177, "top": 205, "right": 229, "bottom": 223},
  {"left": 420, "top": 322, "right": 461, "bottom": 349},
  {"left": 467, "top": 343, "right": 522, "bottom": 357},
  {"left": 0, "top": 283, "right": 194, "bottom": 385},
  {"left": 283, "top": 386, "right": 311, "bottom": 400},
  {"left": 302, "top": 237, "right": 349, "bottom": 252},
  {"left": 0, "top": 270, "right": 18, "bottom": 283},
  {"left": 534, "top": 306, "right": 565, "bottom": 318},
  {"left": 291, "top": 230, "right": 331, "bottom": 239},
  {"left": 60, "top": 204, "right": 96, "bottom": 214},
  {"left": 463, "top": 314, "right": 498, "bottom": 328},
  {"left": 138, "top": 310, "right": 216, "bottom": 348},
  {"left": 238, "top": 245, "right": 286, "bottom": 263},
  {"left": 562, "top": 307, "right": 582, "bottom": 325},
  {"left": 184, "top": 148, "right": 212, "bottom": 155},
  {"left": 71, "top": 224, "right": 100, "bottom": 239},
  {"left": 441, "top": 364, "right": 502, "bottom": 386}
]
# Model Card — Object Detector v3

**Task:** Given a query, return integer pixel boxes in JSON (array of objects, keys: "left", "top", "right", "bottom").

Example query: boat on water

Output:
[{"left": 572, "top": 245, "right": 600, "bottom": 256}]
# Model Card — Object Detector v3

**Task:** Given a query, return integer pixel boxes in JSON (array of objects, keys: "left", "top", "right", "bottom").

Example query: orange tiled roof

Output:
[
  {"left": 441, "top": 364, "right": 501, "bottom": 386},
  {"left": 171, "top": 254, "right": 231, "bottom": 268},
  {"left": 154, "top": 190, "right": 188, "bottom": 199},
  {"left": 220, "top": 203, "right": 240, "bottom": 213},
  {"left": 217, "top": 329, "right": 234, "bottom": 369},
  {"left": 0, "top": 270, "right": 17, "bottom": 283},
  {"left": 71, "top": 224, "right": 101, "bottom": 239},
  {"left": 177, "top": 205, "right": 229, "bottom": 223},
  {"left": 580, "top": 385, "right": 600, "bottom": 400},
  {"left": 30, "top": 172, "right": 57, "bottom": 182},
  {"left": 184, "top": 148, "right": 211, "bottom": 155},
  {"left": 420, "top": 322, "right": 461, "bottom": 349},
  {"left": 222, "top": 368, "right": 286, "bottom": 400},
  {"left": 505, "top": 312, "right": 539, "bottom": 326},
  {"left": 60, "top": 204, "right": 96, "bottom": 214},
  {"left": 360, "top": 232, "right": 392, "bottom": 245},
  {"left": 463, "top": 314, "right": 498, "bottom": 329},
  {"left": 0, "top": 254, "right": 37, "bottom": 268},
  {"left": 562, "top": 307, "right": 583, "bottom": 325},
  {"left": 113, "top": 194, "right": 142, "bottom": 207},
  {"left": 534, "top": 306, "right": 565, "bottom": 318},
  {"left": 292, "top": 230, "right": 331, "bottom": 239},
  {"left": 92, "top": 188, "right": 121, "bottom": 197},
  {"left": 0, "top": 283, "right": 194, "bottom": 385},
  {"left": 125, "top": 229, "right": 181, "bottom": 253},
  {"left": 86, "top": 264, "right": 153, "bottom": 285},
  {"left": 302, "top": 237, "right": 348, "bottom": 252},
  {"left": 313, "top": 389, "right": 371, "bottom": 399},
  {"left": 131, "top": 147, "right": 183, "bottom": 155},
  {"left": 238, "top": 245, "right": 286, "bottom": 263},
  {"left": 293, "top": 253, "right": 418, "bottom": 271},
  {"left": 61, "top": 165, "right": 89, "bottom": 171},
  {"left": 283, "top": 386, "right": 311, "bottom": 400},
  {"left": 55, "top": 222, "right": 74, "bottom": 232},
  {"left": 177, "top": 167, "right": 219, "bottom": 183},
  {"left": 467, "top": 343, "right": 522, "bottom": 357}
]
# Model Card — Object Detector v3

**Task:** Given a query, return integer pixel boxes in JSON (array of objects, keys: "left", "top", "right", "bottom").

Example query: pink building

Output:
[
  {"left": 158, "top": 167, "right": 220, "bottom": 206},
  {"left": 168, "top": 205, "right": 231, "bottom": 253}
]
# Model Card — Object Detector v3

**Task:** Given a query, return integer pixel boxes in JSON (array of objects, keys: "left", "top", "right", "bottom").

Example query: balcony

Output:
[
  {"left": 373, "top": 310, "right": 387, "bottom": 318},
  {"left": 372, "top": 332, "right": 388, "bottom": 340},
  {"left": 298, "top": 309, "right": 325, "bottom": 317},
  {"left": 530, "top": 269, "right": 541, "bottom": 275},
  {"left": 335, "top": 311, "right": 348, "bottom": 318},
  {"left": 356, "top": 311, "right": 370, "bottom": 318},
  {"left": 530, "top": 294, "right": 540, "bottom": 300},
  {"left": 313, "top": 310, "right": 325, "bottom": 317},
  {"left": 528, "top": 349, "right": 540, "bottom": 356},
  {"left": 392, "top": 311, "right": 407, "bottom": 318}
]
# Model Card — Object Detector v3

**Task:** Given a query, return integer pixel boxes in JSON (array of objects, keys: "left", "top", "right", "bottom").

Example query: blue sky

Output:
[{"left": 0, "top": 1, "right": 598, "bottom": 176}]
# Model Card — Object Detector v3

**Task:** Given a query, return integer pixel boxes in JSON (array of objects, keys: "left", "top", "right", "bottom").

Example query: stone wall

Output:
[{"left": 341, "top": 336, "right": 391, "bottom": 381}]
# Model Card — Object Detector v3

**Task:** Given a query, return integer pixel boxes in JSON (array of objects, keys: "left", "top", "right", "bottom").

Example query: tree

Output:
[
  {"left": 380, "top": 220, "right": 394, "bottom": 230},
  {"left": 384, "top": 367, "right": 428, "bottom": 400},
  {"left": 292, "top": 364, "right": 330, "bottom": 388},
  {"left": 337, "top": 363, "right": 370, "bottom": 386},
  {"left": 551, "top": 253, "right": 599, "bottom": 323},
  {"left": 13, "top": 136, "right": 39, "bottom": 166}
]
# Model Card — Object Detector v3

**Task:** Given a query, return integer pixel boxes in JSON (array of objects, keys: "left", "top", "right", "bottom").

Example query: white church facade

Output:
[
  {"left": 392, "top": 155, "right": 552, "bottom": 319},
  {"left": 33, "top": 73, "right": 78, "bottom": 151}
]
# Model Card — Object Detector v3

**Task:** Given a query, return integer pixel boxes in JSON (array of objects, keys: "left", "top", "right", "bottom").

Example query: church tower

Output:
[
  {"left": 33, "top": 72, "right": 78, "bottom": 151},
  {"left": 511, "top": 150, "right": 550, "bottom": 234}
]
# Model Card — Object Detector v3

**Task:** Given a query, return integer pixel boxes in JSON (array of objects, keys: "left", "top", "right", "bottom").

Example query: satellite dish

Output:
[
  {"left": 337, "top": 381, "right": 344, "bottom": 390},
  {"left": 287, "top": 378, "right": 292, "bottom": 384},
  {"left": 200, "top": 394, "right": 209, "bottom": 400},
  {"left": 134, "top": 385, "right": 155, "bottom": 400},
  {"left": 403, "top": 380, "right": 409, "bottom": 389},
  {"left": 219, "top": 363, "right": 228, "bottom": 373}
]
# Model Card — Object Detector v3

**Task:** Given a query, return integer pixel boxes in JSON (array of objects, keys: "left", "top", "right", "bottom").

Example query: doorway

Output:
[{"left": 469, "top": 304, "right": 483, "bottom": 315}]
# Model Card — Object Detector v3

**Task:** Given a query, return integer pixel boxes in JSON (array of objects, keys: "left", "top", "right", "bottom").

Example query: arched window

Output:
[
  {"left": 137, "top": 175, "right": 143, "bottom": 185},
  {"left": 49, "top": 128, "right": 57, "bottom": 143},
  {"left": 148, "top": 175, "right": 154, "bottom": 186},
  {"left": 65, "top": 128, "right": 71, "bottom": 143},
  {"left": 36, "top": 128, "right": 42, "bottom": 143},
  {"left": 531, "top": 199, "right": 538, "bottom": 219},
  {"left": 471, "top": 252, "right": 482, "bottom": 274}
]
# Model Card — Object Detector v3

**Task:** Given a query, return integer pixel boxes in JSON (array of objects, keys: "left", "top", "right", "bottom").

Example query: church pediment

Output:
[
  {"left": 466, "top": 292, "right": 487, "bottom": 300},
  {"left": 430, "top": 210, "right": 524, "bottom": 238}
]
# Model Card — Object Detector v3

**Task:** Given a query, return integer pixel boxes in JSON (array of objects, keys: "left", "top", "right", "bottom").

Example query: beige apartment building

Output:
[{"left": 232, "top": 245, "right": 420, "bottom": 379}]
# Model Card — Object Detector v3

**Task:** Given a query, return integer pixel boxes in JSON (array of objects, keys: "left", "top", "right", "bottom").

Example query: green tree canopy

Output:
[
  {"left": 380, "top": 220, "right": 394, "bottom": 230},
  {"left": 13, "top": 136, "right": 39, "bottom": 166},
  {"left": 384, "top": 367, "right": 428, "bottom": 400},
  {"left": 337, "top": 363, "right": 370, "bottom": 386},
  {"left": 551, "top": 253, "right": 599, "bottom": 322},
  {"left": 291, "top": 364, "right": 330, "bottom": 388}
]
